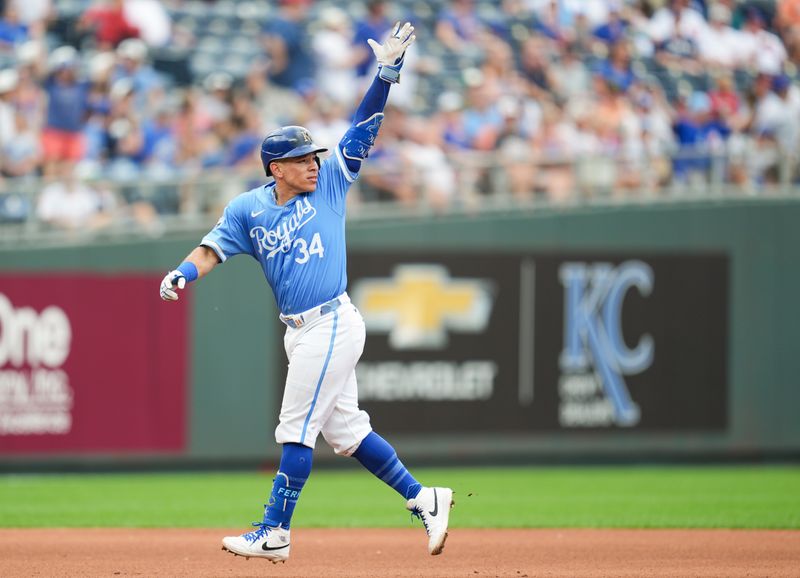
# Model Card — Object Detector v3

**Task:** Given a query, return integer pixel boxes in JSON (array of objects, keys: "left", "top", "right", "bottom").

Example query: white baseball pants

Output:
[{"left": 274, "top": 293, "right": 373, "bottom": 456}]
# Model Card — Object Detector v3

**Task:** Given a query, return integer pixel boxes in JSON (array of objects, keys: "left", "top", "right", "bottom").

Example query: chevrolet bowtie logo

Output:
[{"left": 352, "top": 264, "right": 494, "bottom": 349}]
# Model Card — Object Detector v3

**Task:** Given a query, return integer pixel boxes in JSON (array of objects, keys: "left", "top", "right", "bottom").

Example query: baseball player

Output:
[{"left": 159, "top": 23, "right": 453, "bottom": 563}]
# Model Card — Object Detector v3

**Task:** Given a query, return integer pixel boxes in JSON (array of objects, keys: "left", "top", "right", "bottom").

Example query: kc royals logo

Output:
[{"left": 558, "top": 260, "right": 654, "bottom": 427}]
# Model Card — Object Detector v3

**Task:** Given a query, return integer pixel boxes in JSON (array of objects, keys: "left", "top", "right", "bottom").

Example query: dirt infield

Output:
[{"left": 1, "top": 528, "right": 798, "bottom": 577}]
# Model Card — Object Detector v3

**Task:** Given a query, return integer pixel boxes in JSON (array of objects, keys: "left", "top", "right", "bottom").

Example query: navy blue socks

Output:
[
  {"left": 263, "top": 433, "right": 420, "bottom": 530},
  {"left": 262, "top": 442, "right": 313, "bottom": 529},
  {"left": 353, "top": 431, "right": 422, "bottom": 500}
]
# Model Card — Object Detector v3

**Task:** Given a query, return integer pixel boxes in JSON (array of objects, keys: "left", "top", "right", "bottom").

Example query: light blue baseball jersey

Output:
[{"left": 201, "top": 147, "right": 359, "bottom": 315}]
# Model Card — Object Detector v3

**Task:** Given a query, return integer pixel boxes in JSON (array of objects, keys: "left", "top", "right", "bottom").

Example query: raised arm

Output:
[{"left": 339, "top": 22, "right": 416, "bottom": 174}]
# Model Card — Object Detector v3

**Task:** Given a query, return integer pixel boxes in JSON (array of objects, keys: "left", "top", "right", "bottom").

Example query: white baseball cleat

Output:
[
  {"left": 221, "top": 523, "right": 290, "bottom": 563},
  {"left": 406, "top": 486, "right": 454, "bottom": 555}
]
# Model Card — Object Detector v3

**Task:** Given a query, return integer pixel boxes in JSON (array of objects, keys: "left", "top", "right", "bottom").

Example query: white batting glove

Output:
[
  {"left": 159, "top": 270, "right": 187, "bottom": 301},
  {"left": 368, "top": 22, "right": 416, "bottom": 83}
]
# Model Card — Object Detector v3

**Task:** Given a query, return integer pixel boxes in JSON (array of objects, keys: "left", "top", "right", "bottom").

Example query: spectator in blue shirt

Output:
[
  {"left": 42, "top": 46, "right": 91, "bottom": 173},
  {"left": 0, "top": 3, "right": 28, "bottom": 49},
  {"left": 595, "top": 41, "right": 636, "bottom": 93},
  {"left": 139, "top": 105, "right": 177, "bottom": 170},
  {"left": 353, "top": 0, "right": 392, "bottom": 79},
  {"left": 594, "top": 3, "right": 629, "bottom": 45},
  {"left": 672, "top": 91, "right": 731, "bottom": 182},
  {"left": 113, "top": 38, "right": 163, "bottom": 111},
  {"left": 436, "top": 0, "right": 485, "bottom": 55},
  {"left": 262, "top": 0, "right": 315, "bottom": 91}
]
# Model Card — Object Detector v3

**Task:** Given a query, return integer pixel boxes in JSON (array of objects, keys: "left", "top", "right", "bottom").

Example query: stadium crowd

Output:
[{"left": 1, "top": 0, "right": 800, "bottom": 230}]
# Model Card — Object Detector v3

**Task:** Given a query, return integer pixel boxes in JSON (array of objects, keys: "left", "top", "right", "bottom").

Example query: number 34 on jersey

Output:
[{"left": 293, "top": 233, "right": 325, "bottom": 264}]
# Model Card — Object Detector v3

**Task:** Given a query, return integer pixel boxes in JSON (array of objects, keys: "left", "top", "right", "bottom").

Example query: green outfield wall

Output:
[{"left": 0, "top": 197, "right": 798, "bottom": 468}]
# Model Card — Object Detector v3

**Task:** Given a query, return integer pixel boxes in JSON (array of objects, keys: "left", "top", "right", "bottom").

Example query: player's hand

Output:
[
  {"left": 368, "top": 22, "right": 415, "bottom": 67},
  {"left": 160, "top": 270, "right": 187, "bottom": 301}
]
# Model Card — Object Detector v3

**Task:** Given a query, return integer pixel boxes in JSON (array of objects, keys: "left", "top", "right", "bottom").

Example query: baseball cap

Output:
[
  {"left": 117, "top": 38, "right": 148, "bottom": 61},
  {"left": 772, "top": 74, "right": 791, "bottom": 92},
  {"left": 0, "top": 69, "right": 19, "bottom": 94},
  {"left": 437, "top": 91, "right": 463, "bottom": 112},
  {"left": 746, "top": 7, "right": 765, "bottom": 24},
  {"left": 709, "top": 4, "right": 731, "bottom": 23},
  {"left": 16, "top": 41, "right": 42, "bottom": 65},
  {"left": 49, "top": 45, "right": 78, "bottom": 71},
  {"left": 110, "top": 78, "right": 134, "bottom": 101},
  {"left": 688, "top": 91, "right": 711, "bottom": 114},
  {"left": 319, "top": 6, "right": 348, "bottom": 28},
  {"left": 204, "top": 71, "right": 234, "bottom": 92},
  {"left": 89, "top": 51, "right": 116, "bottom": 81}
]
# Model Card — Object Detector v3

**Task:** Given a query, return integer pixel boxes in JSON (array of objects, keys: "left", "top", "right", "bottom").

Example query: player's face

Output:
[{"left": 275, "top": 153, "right": 320, "bottom": 193}]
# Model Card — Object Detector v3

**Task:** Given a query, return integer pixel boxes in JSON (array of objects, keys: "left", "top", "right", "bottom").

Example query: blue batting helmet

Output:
[{"left": 260, "top": 126, "right": 328, "bottom": 176}]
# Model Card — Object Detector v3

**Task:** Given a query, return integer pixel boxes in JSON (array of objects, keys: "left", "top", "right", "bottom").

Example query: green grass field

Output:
[{"left": 1, "top": 466, "right": 798, "bottom": 529}]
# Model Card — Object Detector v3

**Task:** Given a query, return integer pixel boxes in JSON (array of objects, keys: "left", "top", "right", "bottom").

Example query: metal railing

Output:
[{"left": 1, "top": 146, "right": 798, "bottom": 245}]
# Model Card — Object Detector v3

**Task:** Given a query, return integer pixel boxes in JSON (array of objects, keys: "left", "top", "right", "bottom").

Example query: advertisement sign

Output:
[
  {"left": 348, "top": 253, "right": 728, "bottom": 433},
  {"left": 0, "top": 274, "right": 188, "bottom": 454}
]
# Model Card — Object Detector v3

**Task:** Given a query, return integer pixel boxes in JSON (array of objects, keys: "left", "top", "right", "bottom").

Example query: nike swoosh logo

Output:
[
  {"left": 251, "top": 209, "right": 266, "bottom": 218},
  {"left": 262, "top": 543, "right": 290, "bottom": 551},
  {"left": 429, "top": 488, "right": 438, "bottom": 517}
]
